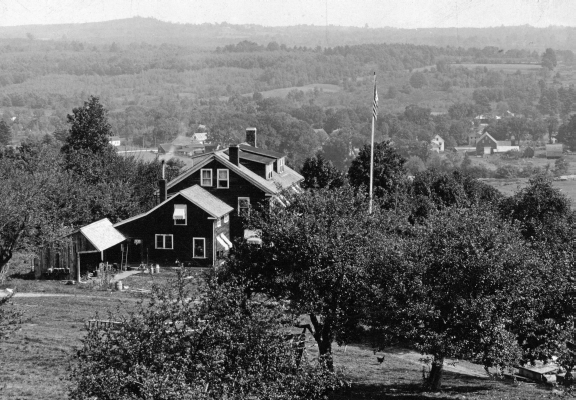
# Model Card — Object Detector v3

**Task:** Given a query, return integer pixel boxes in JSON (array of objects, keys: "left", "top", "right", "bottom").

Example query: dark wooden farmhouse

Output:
[
  {"left": 114, "top": 185, "right": 233, "bottom": 268},
  {"left": 167, "top": 128, "right": 304, "bottom": 239},
  {"left": 475, "top": 132, "right": 519, "bottom": 155}
]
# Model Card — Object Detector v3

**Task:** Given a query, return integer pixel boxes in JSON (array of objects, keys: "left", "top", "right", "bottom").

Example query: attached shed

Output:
[
  {"left": 36, "top": 219, "right": 126, "bottom": 281},
  {"left": 546, "top": 143, "right": 564, "bottom": 159}
]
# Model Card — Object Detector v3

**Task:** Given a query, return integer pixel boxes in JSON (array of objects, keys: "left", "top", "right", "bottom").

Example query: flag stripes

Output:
[{"left": 372, "top": 73, "right": 378, "bottom": 120}]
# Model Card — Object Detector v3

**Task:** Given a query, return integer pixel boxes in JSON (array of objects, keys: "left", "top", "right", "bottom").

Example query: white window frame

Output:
[
  {"left": 174, "top": 204, "right": 187, "bottom": 226},
  {"left": 193, "top": 237, "right": 206, "bottom": 258},
  {"left": 217, "top": 169, "right": 229, "bottom": 188},
  {"left": 266, "top": 163, "right": 273, "bottom": 179},
  {"left": 216, "top": 218, "right": 221, "bottom": 227},
  {"left": 155, "top": 234, "right": 173, "bottom": 250},
  {"left": 238, "top": 197, "right": 250, "bottom": 216},
  {"left": 224, "top": 214, "right": 229, "bottom": 223},
  {"left": 200, "top": 169, "right": 212, "bottom": 186},
  {"left": 278, "top": 157, "right": 284, "bottom": 173}
]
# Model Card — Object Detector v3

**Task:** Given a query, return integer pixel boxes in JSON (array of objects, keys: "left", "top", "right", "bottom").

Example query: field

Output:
[
  {"left": 451, "top": 63, "right": 542, "bottom": 73},
  {"left": 219, "top": 83, "right": 342, "bottom": 101},
  {"left": 0, "top": 265, "right": 562, "bottom": 400}
]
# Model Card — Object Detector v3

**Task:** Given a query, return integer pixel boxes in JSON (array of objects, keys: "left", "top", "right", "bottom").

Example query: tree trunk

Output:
[
  {"left": 318, "top": 336, "right": 334, "bottom": 371},
  {"left": 309, "top": 313, "right": 334, "bottom": 371},
  {"left": 427, "top": 356, "right": 444, "bottom": 391},
  {"left": 0, "top": 261, "right": 10, "bottom": 285}
]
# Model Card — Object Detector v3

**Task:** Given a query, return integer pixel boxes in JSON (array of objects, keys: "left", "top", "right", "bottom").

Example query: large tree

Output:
[
  {"left": 348, "top": 140, "right": 406, "bottom": 197},
  {"left": 61, "top": 96, "right": 113, "bottom": 156},
  {"left": 557, "top": 114, "right": 576, "bottom": 151},
  {"left": 219, "top": 187, "right": 402, "bottom": 370},
  {"left": 369, "top": 206, "right": 545, "bottom": 391},
  {"left": 300, "top": 152, "right": 345, "bottom": 189},
  {"left": 0, "top": 120, "right": 11, "bottom": 146}
]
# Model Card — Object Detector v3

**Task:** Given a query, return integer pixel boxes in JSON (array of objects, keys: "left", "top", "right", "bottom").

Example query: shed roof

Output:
[
  {"left": 158, "top": 143, "right": 174, "bottom": 154},
  {"left": 80, "top": 219, "right": 125, "bottom": 252}
]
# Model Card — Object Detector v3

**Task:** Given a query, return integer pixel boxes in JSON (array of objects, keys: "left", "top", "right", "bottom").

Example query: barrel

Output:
[
  {"left": 115, "top": 280, "right": 123, "bottom": 291},
  {"left": 155, "top": 265, "right": 160, "bottom": 274}
]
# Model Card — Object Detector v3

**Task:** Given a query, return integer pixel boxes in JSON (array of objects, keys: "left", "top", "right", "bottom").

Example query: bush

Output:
[
  {"left": 495, "top": 164, "right": 521, "bottom": 179},
  {"left": 69, "top": 273, "right": 343, "bottom": 400}
]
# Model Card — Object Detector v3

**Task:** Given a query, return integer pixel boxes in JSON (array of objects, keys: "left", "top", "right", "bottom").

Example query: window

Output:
[
  {"left": 278, "top": 157, "right": 284, "bottom": 173},
  {"left": 155, "top": 234, "right": 173, "bottom": 249},
  {"left": 173, "top": 204, "right": 187, "bottom": 225},
  {"left": 238, "top": 197, "right": 250, "bottom": 216},
  {"left": 201, "top": 169, "right": 212, "bottom": 186},
  {"left": 265, "top": 164, "right": 273, "bottom": 179},
  {"left": 216, "top": 218, "right": 221, "bottom": 227},
  {"left": 224, "top": 214, "right": 229, "bottom": 223},
  {"left": 193, "top": 238, "right": 205, "bottom": 258},
  {"left": 217, "top": 169, "right": 229, "bottom": 188}
]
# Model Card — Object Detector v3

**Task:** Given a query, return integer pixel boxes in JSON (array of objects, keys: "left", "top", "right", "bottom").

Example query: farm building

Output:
[
  {"left": 475, "top": 132, "right": 519, "bottom": 155},
  {"left": 431, "top": 135, "right": 444, "bottom": 152},
  {"left": 546, "top": 143, "right": 564, "bottom": 159},
  {"left": 469, "top": 124, "right": 487, "bottom": 145},
  {"left": 36, "top": 218, "right": 126, "bottom": 281},
  {"left": 108, "top": 136, "right": 126, "bottom": 146}
]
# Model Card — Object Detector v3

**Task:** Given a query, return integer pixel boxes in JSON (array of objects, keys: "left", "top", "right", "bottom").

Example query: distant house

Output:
[
  {"left": 191, "top": 132, "right": 208, "bottom": 143},
  {"left": 431, "top": 134, "right": 445, "bottom": 152},
  {"left": 469, "top": 124, "right": 487, "bottom": 146},
  {"left": 109, "top": 136, "right": 125, "bottom": 146},
  {"left": 176, "top": 143, "right": 205, "bottom": 156},
  {"left": 474, "top": 114, "right": 501, "bottom": 124},
  {"left": 546, "top": 143, "right": 564, "bottom": 159},
  {"left": 36, "top": 218, "right": 126, "bottom": 280},
  {"left": 158, "top": 143, "right": 175, "bottom": 154},
  {"left": 171, "top": 136, "right": 195, "bottom": 147},
  {"left": 475, "top": 132, "right": 519, "bottom": 155},
  {"left": 115, "top": 185, "right": 233, "bottom": 267}
]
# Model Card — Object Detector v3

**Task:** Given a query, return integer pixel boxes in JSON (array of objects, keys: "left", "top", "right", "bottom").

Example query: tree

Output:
[
  {"left": 61, "top": 96, "right": 113, "bottom": 156},
  {"left": 409, "top": 71, "right": 427, "bottom": 89},
  {"left": 70, "top": 273, "right": 341, "bottom": 399},
  {"left": 542, "top": 48, "right": 558, "bottom": 70},
  {"left": 557, "top": 114, "right": 576, "bottom": 151},
  {"left": 348, "top": 140, "right": 406, "bottom": 197},
  {"left": 0, "top": 293, "right": 22, "bottom": 341},
  {"left": 219, "top": 187, "right": 398, "bottom": 371},
  {"left": 369, "top": 206, "right": 543, "bottom": 391},
  {"left": 0, "top": 121, "right": 11, "bottom": 146},
  {"left": 300, "top": 152, "right": 345, "bottom": 189}
]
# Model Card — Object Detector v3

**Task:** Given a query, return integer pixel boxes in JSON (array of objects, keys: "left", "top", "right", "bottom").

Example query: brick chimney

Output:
[
  {"left": 158, "top": 160, "right": 167, "bottom": 203},
  {"left": 229, "top": 145, "right": 240, "bottom": 166},
  {"left": 246, "top": 127, "right": 257, "bottom": 148}
]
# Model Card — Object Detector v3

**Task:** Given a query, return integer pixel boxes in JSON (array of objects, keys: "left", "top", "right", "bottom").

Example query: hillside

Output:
[{"left": 1, "top": 17, "right": 576, "bottom": 50}]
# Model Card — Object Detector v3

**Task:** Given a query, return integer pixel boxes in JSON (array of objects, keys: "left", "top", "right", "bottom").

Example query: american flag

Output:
[{"left": 372, "top": 72, "right": 378, "bottom": 120}]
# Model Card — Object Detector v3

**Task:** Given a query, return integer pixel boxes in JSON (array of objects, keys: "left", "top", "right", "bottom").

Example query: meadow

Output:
[
  {"left": 451, "top": 63, "right": 542, "bottom": 72},
  {"left": 0, "top": 266, "right": 562, "bottom": 400}
]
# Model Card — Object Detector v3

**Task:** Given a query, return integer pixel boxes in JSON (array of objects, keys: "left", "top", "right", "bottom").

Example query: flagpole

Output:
[{"left": 369, "top": 72, "right": 376, "bottom": 214}]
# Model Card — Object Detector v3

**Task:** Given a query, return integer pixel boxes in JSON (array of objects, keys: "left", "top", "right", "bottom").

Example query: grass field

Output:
[{"left": 0, "top": 264, "right": 564, "bottom": 400}]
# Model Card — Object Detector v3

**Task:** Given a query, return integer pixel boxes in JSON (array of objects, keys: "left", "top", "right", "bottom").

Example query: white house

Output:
[{"left": 431, "top": 134, "right": 445, "bottom": 152}]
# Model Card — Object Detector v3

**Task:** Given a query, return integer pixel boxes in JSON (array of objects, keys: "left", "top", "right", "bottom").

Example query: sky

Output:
[{"left": 0, "top": 0, "right": 575, "bottom": 28}]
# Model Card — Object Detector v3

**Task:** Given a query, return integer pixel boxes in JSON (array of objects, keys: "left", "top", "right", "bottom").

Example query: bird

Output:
[{"left": 377, "top": 355, "right": 385, "bottom": 364}]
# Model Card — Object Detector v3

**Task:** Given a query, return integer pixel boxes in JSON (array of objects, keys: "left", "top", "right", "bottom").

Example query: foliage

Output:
[
  {"left": 557, "top": 114, "right": 576, "bottom": 151},
  {"left": 70, "top": 273, "right": 343, "bottom": 400},
  {"left": 348, "top": 140, "right": 407, "bottom": 198},
  {"left": 499, "top": 174, "right": 574, "bottom": 243},
  {"left": 554, "top": 156, "right": 570, "bottom": 176},
  {"left": 541, "top": 48, "right": 558, "bottom": 70},
  {"left": 219, "top": 186, "right": 403, "bottom": 370},
  {"left": 409, "top": 72, "right": 427, "bottom": 89},
  {"left": 368, "top": 206, "right": 542, "bottom": 391},
  {"left": 0, "top": 120, "right": 11, "bottom": 146},
  {"left": 300, "top": 152, "right": 346, "bottom": 189},
  {"left": 61, "top": 96, "right": 113, "bottom": 157}
]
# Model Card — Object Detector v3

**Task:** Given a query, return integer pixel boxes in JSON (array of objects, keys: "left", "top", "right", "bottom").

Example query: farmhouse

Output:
[
  {"left": 430, "top": 134, "right": 444, "bottom": 152},
  {"left": 475, "top": 132, "right": 519, "bottom": 155},
  {"left": 114, "top": 185, "right": 233, "bottom": 268},
  {"left": 167, "top": 128, "right": 304, "bottom": 239}
]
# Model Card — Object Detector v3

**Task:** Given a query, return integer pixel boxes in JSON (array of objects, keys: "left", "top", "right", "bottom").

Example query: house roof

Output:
[
  {"left": 179, "top": 185, "right": 233, "bottom": 218},
  {"left": 179, "top": 143, "right": 205, "bottom": 151},
  {"left": 80, "top": 218, "right": 126, "bottom": 252},
  {"left": 167, "top": 150, "right": 303, "bottom": 195},
  {"left": 239, "top": 151, "right": 275, "bottom": 164},
  {"left": 239, "top": 144, "right": 285, "bottom": 159},
  {"left": 477, "top": 132, "right": 498, "bottom": 145},
  {"left": 192, "top": 132, "right": 208, "bottom": 141},
  {"left": 172, "top": 136, "right": 195, "bottom": 147},
  {"left": 115, "top": 185, "right": 233, "bottom": 228},
  {"left": 158, "top": 143, "right": 174, "bottom": 153}
]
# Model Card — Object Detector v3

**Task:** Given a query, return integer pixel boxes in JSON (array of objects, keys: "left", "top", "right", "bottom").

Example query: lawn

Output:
[{"left": 0, "top": 265, "right": 563, "bottom": 400}]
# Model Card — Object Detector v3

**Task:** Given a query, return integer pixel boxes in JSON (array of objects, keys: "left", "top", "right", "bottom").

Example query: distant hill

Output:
[{"left": 1, "top": 17, "right": 576, "bottom": 51}]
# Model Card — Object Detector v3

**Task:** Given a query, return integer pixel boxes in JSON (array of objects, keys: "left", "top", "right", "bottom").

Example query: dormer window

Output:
[
  {"left": 278, "top": 157, "right": 284, "bottom": 173},
  {"left": 173, "top": 204, "right": 187, "bottom": 225},
  {"left": 265, "top": 163, "right": 273, "bottom": 180}
]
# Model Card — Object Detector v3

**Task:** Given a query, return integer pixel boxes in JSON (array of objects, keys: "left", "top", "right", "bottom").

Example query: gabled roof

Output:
[
  {"left": 80, "top": 218, "right": 126, "bottom": 252},
  {"left": 172, "top": 136, "right": 195, "bottom": 147},
  {"left": 239, "top": 144, "right": 285, "bottom": 159},
  {"left": 476, "top": 132, "right": 498, "bottom": 145},
  {"left": 167, "top": 150, "right": 303, "bottom": 194},
  {"left": 115, "top": 185, "right": 232, "bottom": 228},
  {"left": 179, "top": 185, "right": 233, "bottom": 218},
  {"left": 158, "top": 143, "right": 174, "bottom": 153}
]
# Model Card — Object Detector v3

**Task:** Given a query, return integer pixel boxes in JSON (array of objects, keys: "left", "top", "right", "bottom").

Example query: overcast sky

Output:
[{"left": 0, "top": 0, "right": 575, "bottom": 28}]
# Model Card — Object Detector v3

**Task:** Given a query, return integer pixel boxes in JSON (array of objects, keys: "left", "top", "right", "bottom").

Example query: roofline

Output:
[
  {"left": 167, "top": 152, "right": 276, "bottom": 194},
  {"left": 180, "top": 189, "right": 233, "bottom": 218},
  {"left": 79, "top": 218, "right": 125, "bottom": 252}
]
